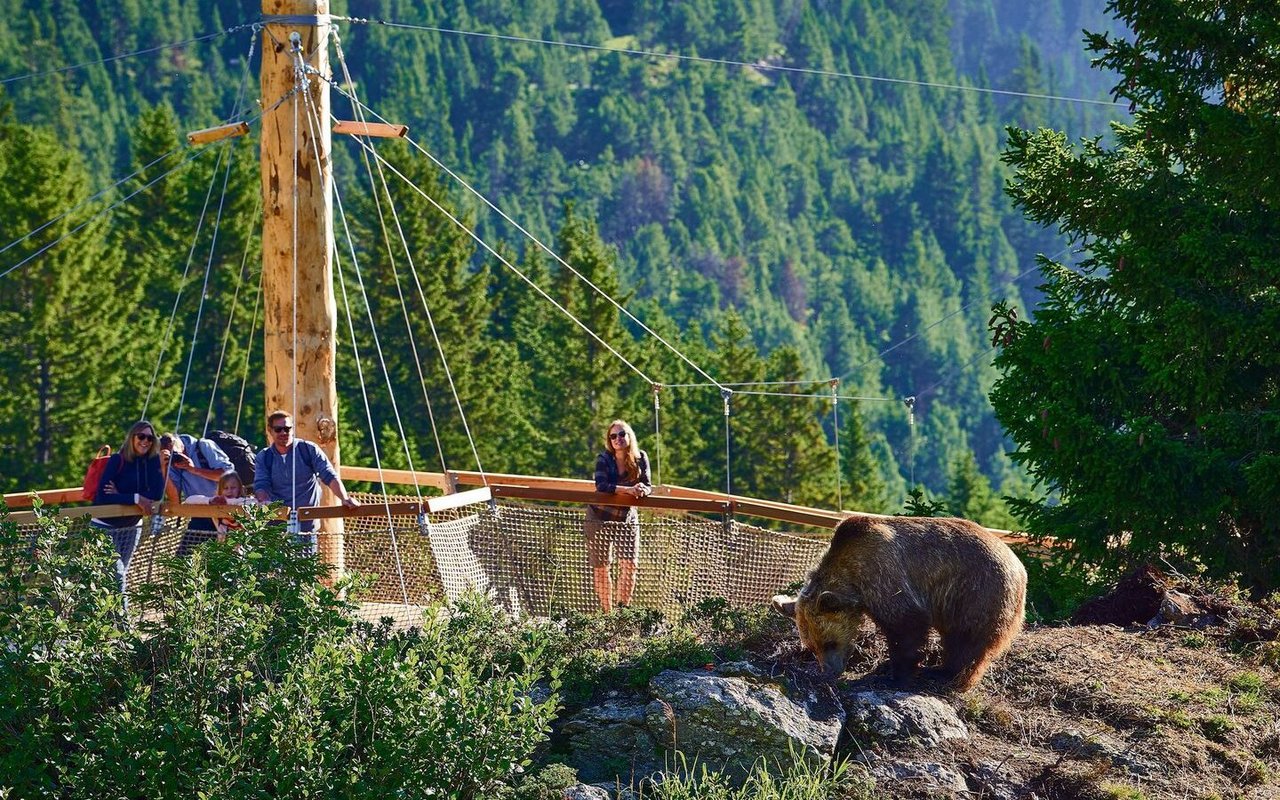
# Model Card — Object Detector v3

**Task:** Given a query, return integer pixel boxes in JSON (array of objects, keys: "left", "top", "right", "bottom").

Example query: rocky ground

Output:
[
  {"left": 551, "top": 567, "right": 1280, "bottom": 799},
  {"left": 869, "top": 622, "right": 1279, "bottom": 799}
]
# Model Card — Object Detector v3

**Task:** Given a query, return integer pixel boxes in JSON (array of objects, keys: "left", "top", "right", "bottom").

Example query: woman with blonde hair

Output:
[
  {"left": 92, "top": 420, "right": 175, "bottom": 609},
  {"left": 585, "top": 419, "right": 652, "bottom": 611}
]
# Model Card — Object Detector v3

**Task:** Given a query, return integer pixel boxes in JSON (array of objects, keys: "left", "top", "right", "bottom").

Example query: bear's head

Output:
[{"left": 771, "top": 589, "right": 864, "bottom": 677}]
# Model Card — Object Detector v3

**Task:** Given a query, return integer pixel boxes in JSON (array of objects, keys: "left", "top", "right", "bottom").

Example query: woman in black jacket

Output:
[
  {"left": 93, "top": 420, "right": 170, "bottom": 609},
  {"left": 585, "top": 419, "right": 652, "bottom": 611}
]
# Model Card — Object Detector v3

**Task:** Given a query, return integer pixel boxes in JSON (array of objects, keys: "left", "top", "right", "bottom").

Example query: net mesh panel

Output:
[{"left": 11, "top": 497, "right": 828, "bottom": 627}]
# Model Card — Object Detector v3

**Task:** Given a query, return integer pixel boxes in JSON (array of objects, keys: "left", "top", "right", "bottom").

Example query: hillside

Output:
[
  {"left": 546, "top": 568, "right": 1280, "bottom": 799},
  {"left": 0, "top": 0, "right": 1128, "bottom": 506}
]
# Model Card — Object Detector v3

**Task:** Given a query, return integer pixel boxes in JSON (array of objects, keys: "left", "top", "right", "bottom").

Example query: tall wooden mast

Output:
[{"left": 259, "top": 0, "right": 343, "bottom": 572}]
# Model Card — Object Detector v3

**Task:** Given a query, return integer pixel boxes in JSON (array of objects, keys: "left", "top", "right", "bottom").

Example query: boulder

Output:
[
  {"left": 561, "top": 699, "right": 662, "bottom": 783},
  {"left": 646, "top": 669, "right": 844, "bottom": 779},
  {"left": 561, "top": 669, "right": 844, "bottom": 784},
  {"left": 858, "top": 757, "right": 969, "bottom": 794},
  {"left": 843, "top": 690, "right": 970, "bottom": 746}
]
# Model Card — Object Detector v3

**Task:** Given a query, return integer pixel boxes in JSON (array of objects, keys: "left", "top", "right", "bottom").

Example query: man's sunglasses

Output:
[{"left": 272, "top": 425, "right": 293, "bottom": 433}]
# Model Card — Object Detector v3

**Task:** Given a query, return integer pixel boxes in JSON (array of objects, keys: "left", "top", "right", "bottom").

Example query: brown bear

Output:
[{"left": 773, "top": 514, "right": 1026, "bottom": 691}]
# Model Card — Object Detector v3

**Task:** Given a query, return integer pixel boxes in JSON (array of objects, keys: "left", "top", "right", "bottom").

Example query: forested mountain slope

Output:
[{"left": 0, "top": 0, "right": 1125, "bottom": 510}]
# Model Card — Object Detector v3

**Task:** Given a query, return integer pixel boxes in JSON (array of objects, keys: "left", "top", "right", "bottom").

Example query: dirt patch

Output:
[{"left": 826, "top": 623, "right": 1280, "bottom": 799}]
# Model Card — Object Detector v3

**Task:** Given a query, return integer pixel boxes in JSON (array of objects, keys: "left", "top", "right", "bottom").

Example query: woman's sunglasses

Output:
[
  {"left": 134, "top": 433, "right": 156, "bottom": 442},
  {"left": 608, "top": 431, "right": 628, "bottom": 440}
]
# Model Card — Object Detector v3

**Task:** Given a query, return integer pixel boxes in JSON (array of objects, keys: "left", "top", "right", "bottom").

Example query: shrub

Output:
[{"left": 0, "top": 505, "right": 562, "bottom": 798}]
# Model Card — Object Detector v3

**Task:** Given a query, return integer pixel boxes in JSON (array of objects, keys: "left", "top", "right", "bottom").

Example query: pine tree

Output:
[
  {"left": 537, "top": 203, "right": 637, "bottom": 477},
  {"left": 839, "top": 401, "right": 888, "bottom": 513},
  {"left": 947, "top": 451, "right": 1018, "bottom": 529},
  {"left": 0, "top": 123, "right": 136, "bottom": 490},
  {"left": 995, "top": 0, "right": 1280, "bottom": 593}
]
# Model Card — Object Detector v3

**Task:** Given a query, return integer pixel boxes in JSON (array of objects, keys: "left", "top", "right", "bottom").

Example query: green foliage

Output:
[
  {"left": 1017, "top": 545, "right": 1113, "bottom": 623},
  {"left": 947, "top": 452, "right": 1022, "bottom": 529},
  {"left": 0, "top": 506, "right": 562, "bottom": 798},
  {"left": 508, "top": 762, "right": 581, "bottom": 800},
  {"left": 994, "top": 0, "right": 1280, "bottom": 594},
  {"left": 630, "top": 749, "right": 868, "bottom": 800},
  {"left": 0, "top": 0, "right": 1127, "bottom": 509},
  {"left": 0, "top": 122, "right": 135, "bottom": 493},
  {"left": 899, "top": 487, "right": 949, "bottom": 517},
  {"left": 838, "top": 403, "right": 889, "bottom": 513},
  {"left": 548, "top": 598, "right": 793, "bottom": 704},
  {"left": 1200, "top": 715, "right": 1235, "bottom": 744}
]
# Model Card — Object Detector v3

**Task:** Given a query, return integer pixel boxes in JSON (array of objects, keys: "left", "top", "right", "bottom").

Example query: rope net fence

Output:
[{"left": 6, "top": 497, "right": 829, "bottom": 628}]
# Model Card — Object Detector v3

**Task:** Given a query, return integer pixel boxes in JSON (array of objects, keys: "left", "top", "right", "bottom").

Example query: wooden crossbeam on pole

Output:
[
  {"left": 333, "top": 120, "right": 408, "bottom": 138},
  {"left": 186, "top": 121, "right": 250, "bottom": 145}
]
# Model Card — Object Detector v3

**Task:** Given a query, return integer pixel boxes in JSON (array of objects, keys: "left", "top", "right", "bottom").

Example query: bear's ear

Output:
[
  {"left": 816, "top": 590, "right": 856, "bottom": 614},
  {"left": 770, "top": 594, "right": 797, "bottom": 618}
]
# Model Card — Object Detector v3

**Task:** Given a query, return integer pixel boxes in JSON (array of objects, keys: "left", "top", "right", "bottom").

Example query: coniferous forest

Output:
[
  {"left": 0, "top": 0, "right": 1128, "bottom": 520},
  {"left": 2, "top": 1, "right": 1279, "bottom": 796}
]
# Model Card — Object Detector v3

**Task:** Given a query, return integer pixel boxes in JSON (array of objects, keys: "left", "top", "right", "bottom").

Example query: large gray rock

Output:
[
  {"left": 561, "top": 699, "right": 663, "bottom": 783},
  {"left": 645, "top": 669, "right": 844, "bottom": 779},
  {"left": 563, "top": 784, "right": 611, "bottom": 800},
  {"left": 859, "top": 757, "right": 969, "bottom": 794},
  {"left": 561, "top": 669, "right": 844, "bottom": 784},
  {"left": 843, "top": 690, "right": 969, "bottom": 747}
]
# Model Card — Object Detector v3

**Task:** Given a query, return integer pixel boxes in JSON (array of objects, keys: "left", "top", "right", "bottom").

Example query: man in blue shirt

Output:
[{"left": 252, "top": 410, "right": 360, "bottom": 554}]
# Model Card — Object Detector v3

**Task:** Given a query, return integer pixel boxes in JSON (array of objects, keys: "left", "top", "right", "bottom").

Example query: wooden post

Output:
[{"left": 259, "top": 0, "right": 343, "bottom": 575}]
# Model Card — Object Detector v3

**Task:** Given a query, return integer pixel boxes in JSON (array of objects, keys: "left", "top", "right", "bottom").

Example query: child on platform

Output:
[{"left": 186, "top": 470, "right": 256, "bottom": 541}]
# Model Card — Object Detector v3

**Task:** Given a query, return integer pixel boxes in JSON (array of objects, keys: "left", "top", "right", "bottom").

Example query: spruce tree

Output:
[
  {"left": 839, "top": 401, "right": 889, "bottom": 513},
  {"left": 0, "top": 123, "right": 134, "bottom": 490},
  {"left": 994, "top": 0, "right": 1280, "bottom": 593}
]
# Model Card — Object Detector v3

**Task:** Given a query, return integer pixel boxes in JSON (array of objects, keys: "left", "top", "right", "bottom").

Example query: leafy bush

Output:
[
  {"left": 0, "top": 505, "right": 561, "bottom": 798},
  {"left": 548, "top": 600, "right": 794, "bottom": 704}
]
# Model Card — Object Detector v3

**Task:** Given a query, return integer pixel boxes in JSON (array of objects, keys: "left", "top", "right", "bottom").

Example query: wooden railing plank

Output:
[
  {"left": 5, "top": 470, "right": 1029, "bottom": 544},
  {"left": 487, "top": 485, "right": 730, "bottom": 515},
  {"left": 339, "top": 467, "right": 452, "bottom": 491},
  {"left": 451, "top": 470, "right": 595, "bottom": 492},
  {"left": 7, "top": 503, "right": 145, "bottom": 524},
  {"left": 3, "top": 487, "right": 85, "bottom": 509},
  {"left": 297, "top": 501, "right": 423, "bottom": 521}
]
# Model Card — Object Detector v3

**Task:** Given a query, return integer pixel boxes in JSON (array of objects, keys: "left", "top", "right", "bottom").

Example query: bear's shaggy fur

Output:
[{"left": 773, "top": 514, "right": 1026, "bottom": 691}]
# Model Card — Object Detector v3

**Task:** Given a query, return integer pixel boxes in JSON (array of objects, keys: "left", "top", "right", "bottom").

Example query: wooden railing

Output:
[{"left": 2, "top": 467, "right": 1025, "bottom": 544}]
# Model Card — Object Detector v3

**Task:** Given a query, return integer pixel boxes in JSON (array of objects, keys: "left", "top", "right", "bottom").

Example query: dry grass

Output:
[{"left": 827, "top": 623, "right": 1280, "bottom": 799}]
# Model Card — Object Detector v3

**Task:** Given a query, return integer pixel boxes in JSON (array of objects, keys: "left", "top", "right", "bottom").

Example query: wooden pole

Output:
[{"left": 260, "top": 0, "right": 343, "bottom": 574}]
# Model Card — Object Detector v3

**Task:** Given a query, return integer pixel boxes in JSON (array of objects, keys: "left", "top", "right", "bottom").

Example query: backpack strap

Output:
[{"left": 193, "top": 439, "right": 211, "bottom": 470}]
